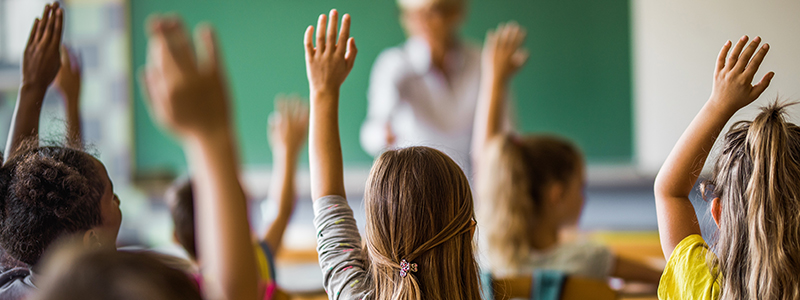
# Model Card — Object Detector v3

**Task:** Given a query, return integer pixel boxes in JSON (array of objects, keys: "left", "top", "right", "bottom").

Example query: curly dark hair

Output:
[{"left": 0, "top": 146, "right": 105, "bottom": 266}]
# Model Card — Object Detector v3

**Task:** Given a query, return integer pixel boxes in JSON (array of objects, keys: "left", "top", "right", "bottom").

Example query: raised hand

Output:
[
  {"left": 55, "top": 46, "right": 82, "bottom": 107},
  {"left": 654, "top": 36, "right": 773, "bottom": 259},
  {"left": 140, "top": 16, "right": 230, "bottom": 141},
  {"left": 22, "top": 2, "right": 64, "bottom": 92},
  {"left": 268, "top": 95, "right": 309, "bottom": 158},
  {"left": 483, "top": 22, "right": 528, "bottom": 83},
  {"left": 304, "top": 9, "right": 357, "bottom": 96},
  {"left": 710, "top": 36, "right": 774, "bottom": 112},
  {"left": 5, "top": 2, "right": 64, "bottom": 162},
  {"left": 306, "top": 10, "right": 356, "bottom": 200},
  {"left": 140, "top": 15, "right": 258, "bottom": 300},
  {"left": 55, "top": 46, "right": 84, "bottom": 146}
]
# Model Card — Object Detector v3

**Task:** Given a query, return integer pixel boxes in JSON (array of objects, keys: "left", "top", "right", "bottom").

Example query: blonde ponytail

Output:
[
  {"left": 477, "top": 134, "right": 582, "bottom": 274},
  {"left": 706, "top": 102, "right": 800, "bottom": 300}
]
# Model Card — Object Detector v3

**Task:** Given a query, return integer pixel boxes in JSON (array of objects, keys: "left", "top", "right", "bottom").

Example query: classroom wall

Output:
[{"left": 634, "top": 0, "right": 800, "bottom": 175}]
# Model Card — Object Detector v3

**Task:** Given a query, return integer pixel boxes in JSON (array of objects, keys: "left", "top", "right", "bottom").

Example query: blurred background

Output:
[{"left": 1, "top": 0, "right": 800, "bottom": 295}]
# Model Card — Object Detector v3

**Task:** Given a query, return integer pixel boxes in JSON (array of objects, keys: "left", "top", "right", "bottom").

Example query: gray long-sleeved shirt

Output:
[{"left": 313, "top": 195, "right": 372, "bottom": 299}]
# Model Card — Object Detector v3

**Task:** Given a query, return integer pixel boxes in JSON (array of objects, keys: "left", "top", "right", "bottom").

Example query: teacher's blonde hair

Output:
[{"left": 397, "top": 0, "right": 464, "bottom": 10}]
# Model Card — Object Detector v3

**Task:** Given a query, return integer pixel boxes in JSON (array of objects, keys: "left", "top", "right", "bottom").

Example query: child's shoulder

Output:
[{"left": 658, "top": 234, "right": 719, "bottom": 300}]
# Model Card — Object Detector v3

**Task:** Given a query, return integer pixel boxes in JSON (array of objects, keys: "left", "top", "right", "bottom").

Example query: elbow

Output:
[
  {"left": 653, "top": 170, "right": 680, "bottom": 201},
  {"left": 653, "top": 172, "right": 669, "bottom": 201}
]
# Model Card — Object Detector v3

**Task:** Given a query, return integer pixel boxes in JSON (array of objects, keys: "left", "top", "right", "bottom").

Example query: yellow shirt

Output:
[{"left": 658, "top": 234, "right": 720, "bottom": 300}]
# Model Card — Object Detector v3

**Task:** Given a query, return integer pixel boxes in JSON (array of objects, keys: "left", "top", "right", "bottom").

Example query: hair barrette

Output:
[{"left": 399, "top": 259, "right": 418, "bottom": 277}]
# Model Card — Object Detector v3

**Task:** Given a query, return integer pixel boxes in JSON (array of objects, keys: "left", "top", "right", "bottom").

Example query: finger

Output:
[
  {"left": 715, "top": 40, "right": 732, "bottom": 72},
  {"left": 26, "top": 19, "right": 40, "bottom": 49},
  {"left": 157, "top": 17, "right": 196, "bottom": 71},
  {"left": 326, "top": 9, "right": 338, "bottom": 53},
  {"left": 506, "top": 22, "right": 520, "bottom": 48},
  {"left": 36, "top": 4, "right": 52, "bottom": 43},
  {"left": 734, "top": 36, "right": 761, "bottom": 73},
  {"left": 500, "top": 23, "right": 514, "bottom": 48},
  {"left": 316, "top": 14, "right": 327, "bottom": 54},
  {"left": 744, "top": 43, "right": 770, "bottom": 78},
  {"left": 304, "top": 26, "right": 315, "bottom": 57},
  {"left": 146, "top": 28, "right": 183, "bottom": 78},
  {"left": 41, "top": 5, "right": 57, "bottom": 46},
  {"left": 749, "top": 71, "right": 774, "bottom": 99},
  {"left": 48, "top": 8, "right": 64, "bottom": 51},
  {"left": 277, "top": 96, "right": 287, "bottom": 113},
  {"left": 60, "top": 45, "right": 71, "bottom": 68},
  {"left": 725, "top": 35, "right": 748, "bottom": 71},
  {"left": 196, "top": 23, "right": 222, "bottom": 72},
  {"left": 513, "top": 26, "right": 527, "bottom": 49},
  {"left": 345, "top": 37, "right": 358, "bottom": 70},
  {"left": 138, "top": 67, "right": 158, "bottom": 107},
  {"left": 336, "top": 14, "right": 351, "bottom": 55},
  {"left": 268, "top": 112, "right": 279, "bottom": 132}
]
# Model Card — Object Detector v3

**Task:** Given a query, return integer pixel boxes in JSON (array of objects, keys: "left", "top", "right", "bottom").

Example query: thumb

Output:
[
  {"left": 345, "top": 37, "right": 358, "bottom": 70},
  {"left": 749, "top": 71, "right": 775, "bottom": 100},
  {"left": 196, "top": 23, "right": 222, "bottom": 72},
  {"left": 512, "top": 49, "right": 529, "bottom": 69}
]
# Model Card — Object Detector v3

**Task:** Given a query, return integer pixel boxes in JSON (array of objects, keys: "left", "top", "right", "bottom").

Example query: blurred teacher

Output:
[{"left": 360, "top": 0, "right": 481, "bottom": 173}]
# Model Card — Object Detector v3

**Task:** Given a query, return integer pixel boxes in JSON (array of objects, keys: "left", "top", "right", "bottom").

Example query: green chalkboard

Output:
[{"left": 131, "top": 0, "right": 632, "bottom": 177}]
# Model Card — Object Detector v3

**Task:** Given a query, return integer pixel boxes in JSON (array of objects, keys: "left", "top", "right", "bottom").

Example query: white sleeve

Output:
[{"left": 360, "top": 49, "right": 406, "bottom": 157}]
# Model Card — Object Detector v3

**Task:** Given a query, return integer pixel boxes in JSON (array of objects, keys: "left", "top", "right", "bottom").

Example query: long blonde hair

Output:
[
  {"left": 477, "top": 134, "right": 582, "bottom": 274},
  {"left": 702, "top": 102, "right": 800, "bottom": 300},
  {"left": 364, "top": 146, "right": 481, "bottom": 300}
]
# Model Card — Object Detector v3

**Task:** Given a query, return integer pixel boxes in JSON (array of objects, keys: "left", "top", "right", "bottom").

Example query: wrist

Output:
[
  {"left": 706, "top": 94, "right": 742, "bottom": 117},
  {"left": 311, "top": 87, "right": 340, "bottom": 101},
  {"left": 184, "top": 125, "right": 235, "bottom": 149},
  {"left": 482, "top": 72, "right": 509, "bottom": 87},
  {"left": 272, "top": 148, "right": 299, "bottom": 164},
  {"left": 19, "top": 84, "right": 47, "bottom": 104},
  {"left": 20, "top": 82, "right": 49, "bottom": 95},
  {"left": 66, "top": 100, "right": 81, "bottom": 113}
]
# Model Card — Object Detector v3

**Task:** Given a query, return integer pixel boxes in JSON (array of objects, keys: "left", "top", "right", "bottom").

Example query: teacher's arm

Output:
[{"left": 360, "top": 49, "right": 404, "bottom": 156}]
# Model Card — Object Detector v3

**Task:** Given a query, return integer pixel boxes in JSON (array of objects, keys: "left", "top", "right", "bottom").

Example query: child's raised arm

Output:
[
  {"left": 264, "top": 95, "right": 308, "bottom": 252},
  {"left": 4, "top": 2, "right": 63, "bottom": 161},
  {"left": 305, "top": 10, "right": 357, "bottom": 200},
  {"left": 139, "top": 16, "right": 258, "bottom": 300},
  {"left": 653, "top": 36, "right": 773, "bottom": 259},
  {"left": 472, "top": 22, "right": 528, "bottom": 165},
  {"left": 55, "top": 46, "right": 83, "bottom": 147}
]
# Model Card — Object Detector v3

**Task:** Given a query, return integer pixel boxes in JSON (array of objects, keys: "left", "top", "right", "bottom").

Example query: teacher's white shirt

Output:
[{"left": 360, "top": 37, "right": 482, "bottom": 174}]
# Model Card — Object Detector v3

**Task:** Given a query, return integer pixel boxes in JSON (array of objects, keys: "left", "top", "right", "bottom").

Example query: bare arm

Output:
[
  {"left": 305, "top": 10, "right": 357, "bottom": 200},
  {"left": 610, "top": 256, "right": 662, "bottom": 284},
  {"left": 140, "top": 17, "right": 258, "bottom": 300},
  {"left": 653, "top": 36, "right": 773, "bottom": 259},
  {"left": 55, "top": 46, "right": 83, "bottom": 147},
  {"left": 264, "top": 96, "right": 308, "bottom": 252},
  {"left": 472, "top": 23, "right": 528, "bottom": 167},
  {"left": 5, "top": 3, "right": 63, "bottom": 161}
]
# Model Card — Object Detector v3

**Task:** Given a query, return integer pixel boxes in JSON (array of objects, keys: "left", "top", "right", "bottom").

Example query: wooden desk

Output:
[{"left": 275, "top": 231, "right": 665, "bottom": 300}]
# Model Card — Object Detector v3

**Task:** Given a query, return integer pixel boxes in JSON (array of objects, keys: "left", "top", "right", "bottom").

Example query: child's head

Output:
[
  {"left": 31, "top": 240, "right": 201, "bottom": 300},
  {"left": 166, "top": 178, "right": 197, "bottom": 261},
  {"left": 363, "top": 146, "right": 481, "bottom": 300},
  {"left": 703, "top": 103, "right": 800, "bottom": 299},
  {"left": 0, "top": 145, "right": 121, "bottom": 266},
  {"left": 397, "top": 0, "right": 465, "bottom": 48},
  {"left": 477, "top": 134, "right": 584, "bottom": 272}
]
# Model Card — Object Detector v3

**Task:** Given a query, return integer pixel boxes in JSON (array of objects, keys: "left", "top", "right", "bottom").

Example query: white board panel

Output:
[{"left": 633, "top": 0, "right": 800, "bottom": 175}]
